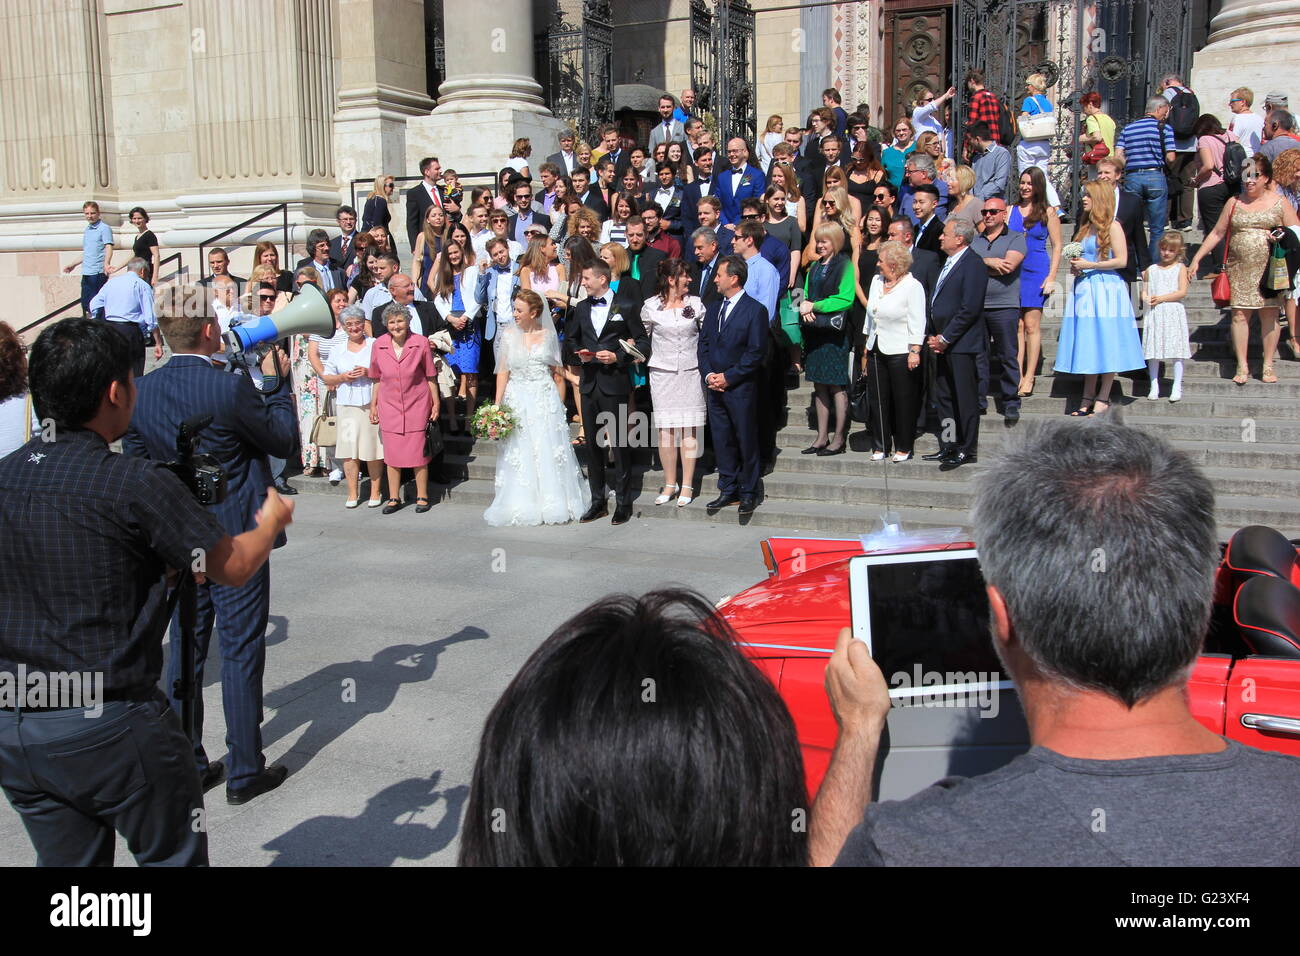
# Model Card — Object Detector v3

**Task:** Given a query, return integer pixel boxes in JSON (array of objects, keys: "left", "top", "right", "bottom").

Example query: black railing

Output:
[
  {"left": 19, "top": 251, "right": 186, "bottom": 338},
  {"left": 198, "top": 203, "right": 290, "bottom": 283}
]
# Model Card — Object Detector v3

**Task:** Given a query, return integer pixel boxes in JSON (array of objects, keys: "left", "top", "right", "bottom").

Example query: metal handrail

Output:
[
  {"left": 19, "top": 251, "right": 185, "bottom": 338},
  {"left": 198, "top": 202, "right": 290, "bottom": 281}
]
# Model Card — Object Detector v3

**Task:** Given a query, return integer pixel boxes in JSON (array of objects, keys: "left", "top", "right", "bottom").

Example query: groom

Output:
[{"left": 570, "top": 260, "right": 649, "bottom": 525}]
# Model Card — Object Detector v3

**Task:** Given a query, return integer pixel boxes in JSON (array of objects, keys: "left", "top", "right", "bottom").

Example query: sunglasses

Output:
[
  {"left": 922, "top": 97, "right": 935, "bottom": 103},
  {"left": 822, "top": 200, "right": 837, "bottom": 208},
  {"left": 259, "top": 294, "right": 276, "bottom": 300},
  {"left": 874, "top": 193, "right": 889, "bottom": 200},
  {"left": 981, "top": 208, "right": 1003, "bottom": 215},
  {"left": 741, "top": 213, "right": 760, "bottom": 220}
]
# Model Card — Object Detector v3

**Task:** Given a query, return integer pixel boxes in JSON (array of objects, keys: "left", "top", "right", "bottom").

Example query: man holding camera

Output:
[
  {"left": 0, "top": 318, "right": 293, "bottom": 865},
  {"left": 122, "top": 302, "right": 299, "bottom": 805}
]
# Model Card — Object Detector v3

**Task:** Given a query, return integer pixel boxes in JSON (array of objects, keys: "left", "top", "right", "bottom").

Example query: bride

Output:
[{"left": 483, "top": 289, "right": 591, "bottom": 526}]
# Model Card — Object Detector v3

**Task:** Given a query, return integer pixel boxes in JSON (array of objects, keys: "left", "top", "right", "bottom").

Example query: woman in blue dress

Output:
[
  {"left": 430, "top": 239, "right": 484, "bottom": 433},
  {"left": 1009, "top": 167, "right": 1061, "bottom": 397},
  {"left": 1054, "top": 179, "right": 1145, "bottom": 415}
]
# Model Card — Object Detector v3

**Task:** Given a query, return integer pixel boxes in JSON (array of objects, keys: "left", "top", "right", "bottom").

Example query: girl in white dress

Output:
[
  {"left": 483, "top": 290, "right": 591, "bottom": 527},
  {"left": 1142, "top": 233, "right": 1193, "bottom": 403}
]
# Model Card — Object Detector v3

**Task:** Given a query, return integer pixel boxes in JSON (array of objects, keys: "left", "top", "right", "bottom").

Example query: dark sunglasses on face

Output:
[
  {"left": 874, "top": 193, "right": 888, "bottom": 200},
  {"left": 982, "top": 208, "right": 1002, "bottom": 215},
  {"left": 741, "top": 213, "right": 759, "bottom": 220}
]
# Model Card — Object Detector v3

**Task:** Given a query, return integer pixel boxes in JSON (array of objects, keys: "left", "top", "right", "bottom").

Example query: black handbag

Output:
[
  {"left": 424, "top": 420, "right": 444, "bottom": 459},
  {"left": 849, "top": 374, "right": 871, "bottom": 423},
  {"left": 812, "top": 311, "right": 847, "bottom": 331}
]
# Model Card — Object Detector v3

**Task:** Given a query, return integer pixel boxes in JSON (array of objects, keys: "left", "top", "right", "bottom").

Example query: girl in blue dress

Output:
[
  {"left": 1010, "top": 167, "right": 1061, "bottom": 397},
  {"left": 1054, "top": 180, "right": 1145, "bottom": 415}
]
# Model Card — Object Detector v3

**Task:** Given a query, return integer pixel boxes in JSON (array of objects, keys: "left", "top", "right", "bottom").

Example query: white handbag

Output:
[{"left": 1019, "top": 101, "right": 1056, "bottom": 140}]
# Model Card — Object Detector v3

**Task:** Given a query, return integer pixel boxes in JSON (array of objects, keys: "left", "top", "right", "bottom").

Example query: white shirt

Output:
[
  {"left": 423, "top": 181, "right": 442, "bottom": 207},
  {"left": 730, "top": 167, "right": 745, "bottom": 193},
  {"left": 655, "top": 186, "right": 676, "bottom": 210},
  {"left": 1229, "top": 111, "right": 1265, "bottom": 154},
  {"left": 697, "top": 176, "right": 713, "bottom": 197},
  {"left": 361, "top": 282, "right": 426, "bottom": 315},
  {"left": 471, "top": 228, "right": 492, "bottom": 262},
  {"left": 718, "top": 288, "right": 743, "bottom": 331},
  {"left": 0, "top": 393, "right": 40, "bottom": 460},
  {"left": 865, "top": 274, "right": 926, "bottom": 355},
  {"left": 402, "top": 302, "right": 424, "bottom": 337},
  {"left": 322, "top": 337, "right": 378, "bottom": 407},
  {"left": 494, "top": 269, "right": 514, "bottom": 319},
  {"left": 559, "top": 150, "right": 576, "bottom": 173},
  {"left": 588, "top": 288, "right": 613, "bottom": 336}
]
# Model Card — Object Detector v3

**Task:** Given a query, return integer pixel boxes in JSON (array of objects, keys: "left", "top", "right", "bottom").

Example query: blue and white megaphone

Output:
[{"left": 225, "top": 282, "right": 334, "bottom": 356}]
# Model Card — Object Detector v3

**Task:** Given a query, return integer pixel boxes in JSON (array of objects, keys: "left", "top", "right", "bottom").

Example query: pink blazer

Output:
[{"left": 368, "top": 333, "right": 437, "bottom": 434}]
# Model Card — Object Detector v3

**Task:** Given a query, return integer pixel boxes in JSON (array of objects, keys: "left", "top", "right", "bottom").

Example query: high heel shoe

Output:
[
  {"left": 1016, "top": 375, "right": 1035, "bottom": 397},
  {"left": 676, "top": 485, "right": 695, "bottom": 507},
  {"left": 655, "top": 483, "right": 680, "bottom": 505}
]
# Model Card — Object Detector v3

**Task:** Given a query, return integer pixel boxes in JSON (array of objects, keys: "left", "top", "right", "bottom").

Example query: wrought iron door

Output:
[
  {"left": 535, "top": 0, "right": 614, "bottom": 143},
  {"left": 689, "top": 0, "right": 757, "bottom": 146}
]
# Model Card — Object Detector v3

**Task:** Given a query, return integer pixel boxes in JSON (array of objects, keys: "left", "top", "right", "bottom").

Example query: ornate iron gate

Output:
[
  {"left": 953, "top": 0, "right": 1192, "bottom": 218},
  {"left": 689, "top": 0, "right": 757, "bottom": 146},
  {"left": 535, "top": 0, "right": 614, "bottom": 143}
]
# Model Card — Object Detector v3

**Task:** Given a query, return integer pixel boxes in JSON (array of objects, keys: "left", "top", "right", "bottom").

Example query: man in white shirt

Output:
[
  {"left": 405, "top": 156, "right": 449, "bottom": 250},
  {"left": 546, "top": 129, "right": 578, "bottom": 175},
  {"left": 468, "top": 205, "right": 493, "bottom": 262},
  {"left": 1228, "top": 87, "right": 1265, "bottom": 154},
  {"left": 486, "top": 209, "right": 524, "bottom": 262}
]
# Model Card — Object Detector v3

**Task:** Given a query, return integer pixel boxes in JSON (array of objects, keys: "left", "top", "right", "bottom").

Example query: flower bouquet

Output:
[
  {"left": 1062, "top": 241, "right": 1084, "bottom": 262},
  {"left": 471, "top": 403, "right": 519, "bottom": 441}
]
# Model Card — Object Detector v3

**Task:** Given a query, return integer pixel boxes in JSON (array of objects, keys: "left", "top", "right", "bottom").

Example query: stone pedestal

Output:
[{"left": 1192, "top": 0, "right": 1300, "bottom": 123}]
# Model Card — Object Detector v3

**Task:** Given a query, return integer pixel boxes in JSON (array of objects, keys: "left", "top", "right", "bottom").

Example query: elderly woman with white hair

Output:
[
  {"left": 862, "top": 240, "right": 926, "bottom": 461},
  {"left": 321, "top": 304, "right": 386, "bottom": 507}
]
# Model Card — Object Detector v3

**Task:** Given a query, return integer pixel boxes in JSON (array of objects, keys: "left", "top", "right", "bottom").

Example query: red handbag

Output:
[
  {"left": 1082, "top": 142, "right": 1110, "bottom": 165},
  {"left": 1210, "top": 200, "right": 1234, "bottom": 308}
]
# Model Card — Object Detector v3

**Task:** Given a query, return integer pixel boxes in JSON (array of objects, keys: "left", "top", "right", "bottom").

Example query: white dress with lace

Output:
[{"left": 483, "top": 326, "right": 591, "bottom": 527}]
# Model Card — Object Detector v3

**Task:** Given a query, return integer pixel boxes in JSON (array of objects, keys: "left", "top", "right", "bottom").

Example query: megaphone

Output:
[{"left": 225, "top": 282, "right": 335, "bottom": 357}]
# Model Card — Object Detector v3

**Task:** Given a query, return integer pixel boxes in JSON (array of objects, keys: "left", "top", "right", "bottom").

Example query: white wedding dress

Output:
[{"left": 483, "top": 323, "right": 591, "bottom": 527}]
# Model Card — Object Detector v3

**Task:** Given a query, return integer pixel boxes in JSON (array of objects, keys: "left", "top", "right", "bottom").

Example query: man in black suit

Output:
[
  {"left": 680, "top": 147, "right": 717, "bottom": 238},
  {"left": 569, "top": 260, "right": 649, "bottom": 525},
  {"left": 1096, "top": 157, "right": 1151, "bottom": 283},
  {"left": 805, "top": 135, "right": 853, "bottom": 202},
  {"left": 294, "top": 230, "right": 347, "bottom": 293},
  {"left": 698, "top": 256, "right": 768, "bottom": 516},
  {"left": 369, "top": 273, "right": 443, "bottom": 338},
  {"left": 198, "top": 247, "right": 246, "bottom": 296},
  {"left": 911, "top": 184, "right": 946, "bottom": 256},
  {"left": 689, "top": 227, "right": 724, "bottom": 305},
  {"left": 405, "top": 156, "right": 449, "bottom": 251},
  {"left": 572, "top": 167, "right": 610, "bottom": 220},
  {"left": 594, "top": 124, "right": 633, "bottom": 180},
  {"left": 546, "top": 128, "right": 579, "bottom": 176},
  {"left": 643, "top": 163, "right": 685, "bottom": 235},
  {"left": 329, "top": 205, "right": 360, "bottom": 270},
  {"left": 924, "top": 219, "right": 988, "bottom": 470},
  {"left": 624, "top": 217, "right": 667, "bottom": 305}
]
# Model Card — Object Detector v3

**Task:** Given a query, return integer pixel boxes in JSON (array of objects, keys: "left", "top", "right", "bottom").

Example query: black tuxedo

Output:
[
  {"left": 697, "top": 292, "right": 768, "bottom": 496},
  {"left": 1115, "top": 188, "right": 1151, "bottom": 283},
  {"left": 908, "top": 248, "right": 942, "bottom": 317},
  {"left": 404, "top": 181, "right": 443, "bottom": 251},
  {"left": 642, "top": 184, "right": 685, "bottom": 234},
  {"left": 568, "top": 286, "right": 649, "bottom": 506},
  {"left": 369, "top": 300, "right": 444, "bottom": 339},
  {"left": 625, "top": 246, "right": 667, "bottom": 305},
  {"left": 599, "top": 149, "right": 633, "bottom": 181},
  {"left": 329, "top": 233, "right": 360, "bottom": 270},
  {"left": 930, "top": 248, "right": 989, "bottom": 457},
  {"left": 689, "top": 254, "right": 724, "bottom": 305},
  {"left": 680, "top": 177, "right": 716, "bottom": 239},
  {"left": 907, "top": 247, "right": 944, "bottom": 431},
  {"left": 804, "top": 153, "right": 852, "bottom": 202},
  {"left": 913, "top": 216, "right": 945, "bottom": 257}
]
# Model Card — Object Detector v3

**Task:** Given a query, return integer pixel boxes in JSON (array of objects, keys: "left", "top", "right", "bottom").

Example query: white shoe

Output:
[
  {"left": 329, "top": 468, "right": 344, "bottom": 484},
  {"left": 367, "top": 498, "right": 383, "bottom": 508},
  {"left": 1147, "top": 381, "right": 1160, "bottom": 400},
  {"left": 655, "top": 483, "right": 680, "bottom": 505},
  {"left": 677, "top": 485, "right": 694, "bottom": 507},
  {"left": 870, "top": 451, "right": 886, "bottom": 461},
  {"left": 344, "top": 499, "right": 359, "bottom": 509},
  {"left": 1169, "top": 384, "right": 1182, "bottom": 403}
]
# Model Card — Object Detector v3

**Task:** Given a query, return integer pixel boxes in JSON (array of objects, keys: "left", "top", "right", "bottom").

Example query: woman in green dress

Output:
[{"left": 799, "top": 223, "right": 856, "bottom": 456}]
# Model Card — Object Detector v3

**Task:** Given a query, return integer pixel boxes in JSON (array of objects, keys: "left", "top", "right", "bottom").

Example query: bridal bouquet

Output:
[
  {"left": 1062, "top": 241, "right": 1084, "bottom": 262},
  {"left": 471, "top": 403, "right": 519, "bottom": 441}
]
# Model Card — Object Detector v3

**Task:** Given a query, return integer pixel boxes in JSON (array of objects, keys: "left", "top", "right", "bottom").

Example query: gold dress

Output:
[{"left": 1226, "top": 197, "right": 1284, "bottom": 310}]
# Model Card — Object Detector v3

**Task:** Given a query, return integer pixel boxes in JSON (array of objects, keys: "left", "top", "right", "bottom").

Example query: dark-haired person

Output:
[
  {"left": 910, "top": 184, "right": 945, "bottom": 255},
  {"left": 813, "top": 417, "right": 1300, "bottom": 867},
  {"left": 962, "top": 69, "right": 1005, "bottom": 157},
  {"left": 0, "top": 317, "right": 293, "bottom": 866},
  {"left": 405, "top": 156, "right": 446, "bottom": 251},
  {"left": 198, "top": 247, "right": 247, "bottom": 296},
  {"left": 330, "top": 205, "right": 361, "bottom": 270},
  {"left": 641, "top": 203, "right": 681, "bottom": 259},
  {"left": 63, "top": 201, "right": 114, "bottom": 317},
  {"left": 122, "top": 300, "right": 299, "bottom": 805},
  {"left": 1191, "top": 114, "right": 1240, "bottom": 276},
  {"left": 295, "top": 229, "right": 346, "bottom": 292},
  {"left": 110, "top": 206, "right": 159, "bottom": 285},
  {"left": 968, "top": 121, "right": 1011, "bottom": 201},
  {"left": 89, "top": 257, "right": 164, "bottom": 378},
  {"left": 460, "top": 589, "right": 807, "bottom": 865},
  {"left": 0, "top": 321, "right": 39, "bottom": 458}
]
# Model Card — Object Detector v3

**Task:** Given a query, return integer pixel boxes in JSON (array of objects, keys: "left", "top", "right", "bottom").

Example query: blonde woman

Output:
[
  {"left": 822, "top": 167, "right": 863, "bottom": 223},
  {"left": 362, "top": 174, "right": 396, "bottom": 248},
  {"left": 863, "top": 241, "right": 926, "bottom": 461},
  {"left": 806, "top": 186, "right": 860, "bottom": 265},
  {"left": 756, "top": 115, "right": 784, "bottom": 171},
  {"left": 575, "top": 141, "right": 593, "bottom": 171},
  {"left": 768, "top": 162, "right": 807, "bottom": 232},
  {"left": 944, "top": 165, "right": 981, "bottom": 227},
  {"left": 1017, "top": 74, "right": 1059, "bottom": 206}
]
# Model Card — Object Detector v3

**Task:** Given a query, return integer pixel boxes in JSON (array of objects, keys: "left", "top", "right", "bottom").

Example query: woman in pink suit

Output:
[{"left": 368, "top": 303, "right": 440, "bottom": 514}]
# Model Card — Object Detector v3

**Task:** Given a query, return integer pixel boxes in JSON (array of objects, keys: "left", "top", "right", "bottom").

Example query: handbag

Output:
[
  {"left": 1266, "top": 241, "right": 1292, "bottom": 292},
  {"left": 812, "top": 311, "right": 846, "bottom": 331},
  {"left": 423, "top": 419, "right": 444, "bottom": 459},
  {"left": 849, "top": 374, "right": 870, "bottom": 424},
  {"left": 309, "top": 389, "right": 337, "bottom": 446},
  {"left": 1210, "top": 200, "right": 1234, "bottom": 309},
  {"left": 776, "top": 291, "right": 802, "bottom": 347},
  {"left": 1018, "top": 106, "right": 1055, "bottom": 141},
  {"left": 1081, "top": 142, "right": 1110, "bottom": 165}
]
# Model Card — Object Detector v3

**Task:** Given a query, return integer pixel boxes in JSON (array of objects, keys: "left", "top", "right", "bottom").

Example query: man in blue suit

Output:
[
  {"left": 923, "top": 219, "right": 989, "bottom": 470},
  {"left": 698, "top": 255, "right": 767, "bottom": 516},
  {"left": 715, "top": 138, "right": 766, "bottom": 226},
  {"left": 122, "top": 304, "right": 299, "bottom": 805}
]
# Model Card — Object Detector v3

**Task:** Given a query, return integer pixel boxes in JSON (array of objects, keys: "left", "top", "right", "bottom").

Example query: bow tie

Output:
[
  {"left": 494, "top": 265, "right": 511, "bottom": 273},
  {"left": 592, "top": 297, "right": 607, "bottom": 306}
]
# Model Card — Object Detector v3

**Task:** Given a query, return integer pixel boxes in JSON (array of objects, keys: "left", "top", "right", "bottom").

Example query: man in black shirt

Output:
[{"left": 0, "top": 318, "right": 293, "bottom": 866}]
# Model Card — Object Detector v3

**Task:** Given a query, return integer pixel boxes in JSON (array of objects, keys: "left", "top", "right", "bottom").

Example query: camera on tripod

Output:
[{"left": 163, "top": 414, "right": 228, "bottom": 506}]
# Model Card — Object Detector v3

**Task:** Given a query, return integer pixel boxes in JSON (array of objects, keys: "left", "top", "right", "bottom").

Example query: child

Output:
[
  {"left": 1142, "top": 233, "right": 1192, "bottom": 403},
  {"left": 439, "top": 169, "right": 464, "bottom": 221}
]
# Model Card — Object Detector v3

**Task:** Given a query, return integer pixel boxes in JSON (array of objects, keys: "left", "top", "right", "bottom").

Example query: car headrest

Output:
[
  {"left": 1234, "top": 575, "right": 1300, "bottom": 659},
  {"left": 1224, "top": 525, "right": 1300, "bottom": 588}
]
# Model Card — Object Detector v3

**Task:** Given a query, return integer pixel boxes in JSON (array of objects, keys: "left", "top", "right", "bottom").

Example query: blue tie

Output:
[{"left": 718, "top": 298, "right": 731, "bottom": 332}]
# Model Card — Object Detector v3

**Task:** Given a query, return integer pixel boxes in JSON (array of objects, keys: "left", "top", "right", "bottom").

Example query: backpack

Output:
[
  {"left": 1219, "top": 135, "right": 1247, "bottom": 191},
  {"left": 993, "top": 95, "right": 1016, "bottom": 145},
  {"left": 1167, "top": 87, "right": 1200, "bottom": 139}
]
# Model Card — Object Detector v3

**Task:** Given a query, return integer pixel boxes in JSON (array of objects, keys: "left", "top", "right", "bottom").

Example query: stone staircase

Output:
[{"left": 295, "top": 276, "right": 1300, "bottom": 539}]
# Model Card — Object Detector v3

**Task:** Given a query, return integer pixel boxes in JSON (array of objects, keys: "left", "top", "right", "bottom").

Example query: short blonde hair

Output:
[
  {"left": 1026, "top": 73, "right": 1047, "bottom": 94},
  {"left": 878, "top": 240, "right": 913, "bottom": 276},
  {"left": 955, "top": 165, "right": 976, "bottom": 198},
  {"left": 1156, "top": 231, "right": 1186, "bottom": 262},
  {"left": 599, "top": 240, "right": 629, "bottom": 276},
  {"left": 1231, "top": 87, "right": 1254, "bottom": 107},
  {"left": 812, "top": 222, "right": 846, "bottom": 255}
]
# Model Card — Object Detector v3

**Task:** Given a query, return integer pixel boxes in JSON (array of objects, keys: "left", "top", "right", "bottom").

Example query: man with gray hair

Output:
[
  {"left": 89, "top": 257, "right": 163, "bottom": 376},
  {"left": 1115, "top": 96, "right": 1176, "bottom": 260},
  {"left": 295, "top": 228, "right": 345, "bottom": 291},
  {"left": 899, "top": 151, "right": 951, "bottom": 219},
  {"left": 1260, "top": 109, "right": 1300, "bottom": 163},
  {"left": 811, "top": 417, "right": 1300, "bottom": 866},
  {"left": 689, "top": 226, "right": 724, "bottom": 305}
]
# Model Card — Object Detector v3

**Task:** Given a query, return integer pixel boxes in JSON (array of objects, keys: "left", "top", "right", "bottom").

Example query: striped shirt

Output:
[{"left": 1116, "top": 117, "right": 1175, "bottom": 170}]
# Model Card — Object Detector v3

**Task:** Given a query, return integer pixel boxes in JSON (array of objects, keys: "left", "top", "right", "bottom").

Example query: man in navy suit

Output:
[
  {"left": 698, "top": 255, "right": 767, "bottom": 516},
  {"left": 122, "top": 305, "right": 299, "bottom": 805},
  {"left": 716, "top": 138, "right": 766, "bottom": 225},
  {"left": 924, "top": 219, "right": 989, "bottom": 470}
]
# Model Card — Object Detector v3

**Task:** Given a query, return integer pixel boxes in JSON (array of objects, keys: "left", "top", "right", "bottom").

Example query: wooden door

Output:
[{"left": 883, "top": 3, "right": 949, "bottom": 129}]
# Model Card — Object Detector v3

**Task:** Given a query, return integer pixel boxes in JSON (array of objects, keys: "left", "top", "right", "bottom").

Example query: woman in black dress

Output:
[
  {"left": 851, "top": 204, "right": 889, "bottom": 374},
  {"left": 122, "top": 206, "right": 159, "bottom": 285},
  {"left": 361, "top": 174, "right": 395, "bottom": 248},
  {"left": 845, "top": 143, "right": 884, "bottom": 214}
]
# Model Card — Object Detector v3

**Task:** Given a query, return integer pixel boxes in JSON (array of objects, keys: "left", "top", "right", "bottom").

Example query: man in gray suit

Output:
[{"left": 649, "top": 94, "right": 687, "bottom": 152}]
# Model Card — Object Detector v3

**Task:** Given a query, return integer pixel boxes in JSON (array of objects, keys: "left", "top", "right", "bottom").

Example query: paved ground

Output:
[{"left": 0, "top": 495, "right": 792, "bottom": 866}]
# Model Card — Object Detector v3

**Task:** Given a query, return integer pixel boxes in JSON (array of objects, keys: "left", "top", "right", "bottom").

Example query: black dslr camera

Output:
[{"left": 163, "top": 414, "right": 228, "bottom": 506}]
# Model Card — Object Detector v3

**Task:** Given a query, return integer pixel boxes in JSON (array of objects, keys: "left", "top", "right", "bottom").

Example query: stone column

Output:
[
  {"left": 1192, "top": 0, "right": 1300, "bottom": 122},
  {"left": 405, "top": 0, "right": 565, "bottom": 194}
]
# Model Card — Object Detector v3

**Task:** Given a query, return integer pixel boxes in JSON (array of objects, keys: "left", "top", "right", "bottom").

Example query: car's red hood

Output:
[{"left": 720, "top": 558, "right": 852, "bottom": 654}]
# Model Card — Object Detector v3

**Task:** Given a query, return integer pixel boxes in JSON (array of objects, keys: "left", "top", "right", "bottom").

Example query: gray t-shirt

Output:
[
  {"left": 835, "top": 740, "right": 1300, "bottom": 866},
  {"left": 970, "top": 228, "right": 1026, "bottom": 309}
]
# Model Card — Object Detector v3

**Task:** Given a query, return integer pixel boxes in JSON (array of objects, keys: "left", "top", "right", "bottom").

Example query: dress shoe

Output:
[
  {"left": 381, "top": 498, "right": 404, "bottom": 515},
  {"left": 921, "top": 449, "right": 951, "bottom": 461},
  {"left": 817, "top": 443, "right": 846, "bottom": 456},
  {"left": 580, "top": 502, "right": 609, "bottom": 522},
  {"left": 1003, "top": 405, "right": 1020, "bottom": 422},
  {"left": 199, "top": 760, "right": 225, "bottom": 793},
  {"left": 274, "top": 479, "right": 298, "bottom": 495},
  {"left": 226, "top": 764, "right": 288, "bottom": 805},
  {"left": 705, "top": 493, "right": 741, "bottom": 510},
  {"left": 611, "top": 502, "right": 633, "bottom": 525},
  {"left": 800, "top": 444, "right": 826, "bottom": 455},
  {"left": 738, "top": 495, "right": 757, "bottom": 516},
  {"left": 939, "top": 452, "right": 977, "bottom": 471}
]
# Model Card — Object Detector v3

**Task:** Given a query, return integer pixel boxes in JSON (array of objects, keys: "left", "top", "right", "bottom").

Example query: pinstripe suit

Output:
[{"left": 122, "top": 354, "right": 298, "bottom": 788}]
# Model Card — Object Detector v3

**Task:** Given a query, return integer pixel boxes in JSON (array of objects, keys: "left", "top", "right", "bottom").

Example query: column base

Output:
[
  {"left": 1192, "top": 40, "right": 1300, "bottom": 125},
  {"left": 405, "top": 109, "right": 569, "bottom": 182}
]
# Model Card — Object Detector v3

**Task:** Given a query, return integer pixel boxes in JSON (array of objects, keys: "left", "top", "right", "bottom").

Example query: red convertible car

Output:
[{"left": 718, "top": 526, "right": 1300, "bottom": 799}]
